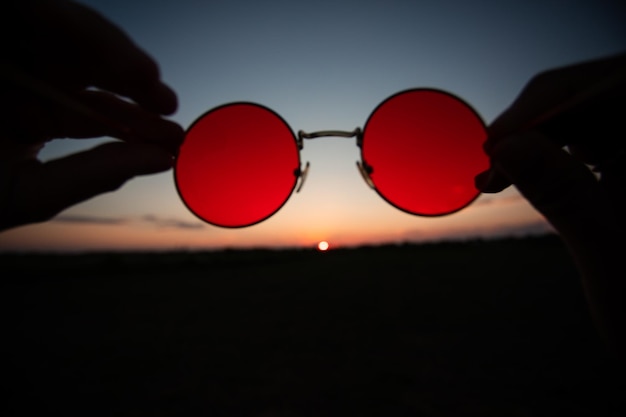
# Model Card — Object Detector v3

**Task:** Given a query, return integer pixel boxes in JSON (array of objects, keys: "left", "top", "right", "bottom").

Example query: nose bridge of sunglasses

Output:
[
  {"left": 294, "top": 128, "right": 374, "bottom": 193},
  {"left": 296, "top": 127, "right": 363, "bottom": 149}
]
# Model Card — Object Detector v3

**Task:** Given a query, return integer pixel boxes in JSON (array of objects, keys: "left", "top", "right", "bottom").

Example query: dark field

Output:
[{"left": 1, "top": 235, "right": 624, "bottom": 416}]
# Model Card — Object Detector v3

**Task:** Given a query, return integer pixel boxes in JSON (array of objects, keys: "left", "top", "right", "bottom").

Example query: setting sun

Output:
[{"left": 317, "top": 241, "right": 329, "bottom": 251}]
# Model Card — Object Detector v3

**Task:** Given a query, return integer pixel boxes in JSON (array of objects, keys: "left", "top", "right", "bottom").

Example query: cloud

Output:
[
  {"left": 52, "top": 214, "right": 206, "bottom": 230},
  {"left": 141, "top": 215, "right": 206, "bottom": 230},
  {"left": 53, "top": 214, "right": 126, "bottom": 225},
  {"left": 475, "top": 219, "right": 556, "bottom": 239},
  {"left": 401, "top": 219, "right": 556, "bottom": 243}
]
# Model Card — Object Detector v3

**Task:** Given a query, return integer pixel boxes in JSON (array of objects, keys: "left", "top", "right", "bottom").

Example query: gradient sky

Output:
[{"left": 1, "top": 0, "right": 625, "bottom": 251}]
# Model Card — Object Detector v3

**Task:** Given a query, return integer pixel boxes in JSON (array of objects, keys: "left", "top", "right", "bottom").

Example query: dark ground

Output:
[{"left": 0, "top": 235, "right": 624, "bottom": 416}]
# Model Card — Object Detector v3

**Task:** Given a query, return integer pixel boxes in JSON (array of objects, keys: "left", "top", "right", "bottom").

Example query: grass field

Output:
[{"left": 1, "top": 235, "right": 624, "bottom": 416}]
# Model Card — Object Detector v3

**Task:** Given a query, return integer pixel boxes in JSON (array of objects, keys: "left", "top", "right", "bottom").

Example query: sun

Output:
[{"left": 317, "top": 241, "right": 329, "bottom": 251}]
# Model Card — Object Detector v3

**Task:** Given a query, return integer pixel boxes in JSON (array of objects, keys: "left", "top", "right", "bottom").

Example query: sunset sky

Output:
[{"left": 1, "top": 0, "right": 625, "bottom": 252}]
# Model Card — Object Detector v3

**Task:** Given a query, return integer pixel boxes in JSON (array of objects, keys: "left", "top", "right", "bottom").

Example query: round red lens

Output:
[
  {"left": 175, "top": 103, "right": 300, "bottom": 227},
  {"left": 361, "top": 89, "right": 488, "bottom": 216}
]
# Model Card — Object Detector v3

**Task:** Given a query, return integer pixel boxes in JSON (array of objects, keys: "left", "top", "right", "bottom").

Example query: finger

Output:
[
  {"left": 478, "top": 87, "right": 625, "bottom": 194},
  {"left": 59, "top": 90, "right": 184, "bottom": 153},
  {"left": 7, "top": 0, "right": 178, "bottom": 115},
  {"left": 1, "top": 75, "right": 183, "bottom": 151},
  {"left": 488, "top": 131, "right": 612, "bottom": 244},
  {"left": 474, "top": 167, "right": 511, "bottom": 193},
  {"left": 86, "top": 45, "right": 179, "bottom": 116},
  {"left": 2, "top": 142, "right": 174, "bottom": 228},
  {"left": 484, "top": 53, "right": 626, "bottom": 154},
  {"left": 477, "top": 55, "right": 626, "bottom": 194},
  {"left": 63, "top": 2, "right": 179, "bottom": 115}
]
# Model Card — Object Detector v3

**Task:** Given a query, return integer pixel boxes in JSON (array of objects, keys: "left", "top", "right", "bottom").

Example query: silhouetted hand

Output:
[
  {"left": 476, "top": 53, "right": 626, "bottom": 358},
  {"left": 0, "top": 0, "right": 184, "bottom": 231}
]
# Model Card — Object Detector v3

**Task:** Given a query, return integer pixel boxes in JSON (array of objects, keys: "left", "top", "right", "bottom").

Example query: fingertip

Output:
[
  {"left": 93, "top": 141, "right": 175, "bottom": 176},
  {"left": 482, "top": 135, "right": 496, "bottom": 156},
  {"left": 143, "top": 60, "right": 178, "bottom": 115},
  {"left": 474, "top": 168, "right": 511, "bottom": 193},
  {"left": 135, "top": 81, "right": 179, "bottom": 116},
  {"left": 154, "top": 82, "right": 179, "bottom": 115},
  {"left": 474, "top": 170, "right": 490, "bottom": 191},
  {"left": 134, "top": 118, "right": 185, "bottom": 155},
  {"left": 489, "top": 132, "right": 546, "bottom": 184},
  {"left": 98, "top": 44, "right": 179, "bottom": 115}
]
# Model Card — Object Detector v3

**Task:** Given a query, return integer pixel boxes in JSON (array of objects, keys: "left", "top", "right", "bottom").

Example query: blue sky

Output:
[{"left": 1, "top": 0, "right": 625, "bottom": 251}]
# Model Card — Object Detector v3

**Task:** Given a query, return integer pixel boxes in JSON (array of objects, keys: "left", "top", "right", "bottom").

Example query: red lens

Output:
[
  {"left": 361, "top": 89, "right": 488, "bottom": 216},
  {"left": 175, "top": 103, "right": 300, "bottom": 227}
]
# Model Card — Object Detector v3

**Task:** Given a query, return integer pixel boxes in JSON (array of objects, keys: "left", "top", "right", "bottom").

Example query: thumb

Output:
[
  {"left": 489, "top": 131, "right": 611, "bottom": 245},
  {"left": 3, "top": 141, "right": 174, "bottom": 228}
]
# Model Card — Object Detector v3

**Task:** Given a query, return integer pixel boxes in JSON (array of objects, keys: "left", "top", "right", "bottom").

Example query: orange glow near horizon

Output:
[{"left": 0, "top": 189, "right": 554, "bottom": 253}]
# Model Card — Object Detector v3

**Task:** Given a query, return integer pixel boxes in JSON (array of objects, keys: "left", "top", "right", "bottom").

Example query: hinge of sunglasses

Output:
[
  {"left": 297, "top": 128, "right": 363, "bottom": 149},
  {"left": 294, "top": 161, "right": 310, "bottom": 193}
]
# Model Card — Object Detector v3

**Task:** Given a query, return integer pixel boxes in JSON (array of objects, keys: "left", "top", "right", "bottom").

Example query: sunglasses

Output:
[
  {"left": 6, "top": 62, "right": 616, "bottom": 230},
  {"left": 174, "top": 88, "right": 489, "bottom": 228}
]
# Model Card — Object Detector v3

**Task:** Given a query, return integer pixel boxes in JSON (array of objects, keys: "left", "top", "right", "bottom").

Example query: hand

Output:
[
  {"left": 0, "top": 0, "right": 184, "bottom": 231},
  {"left": 476, "top": 52, "right": 626, "bottom": 358}
]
